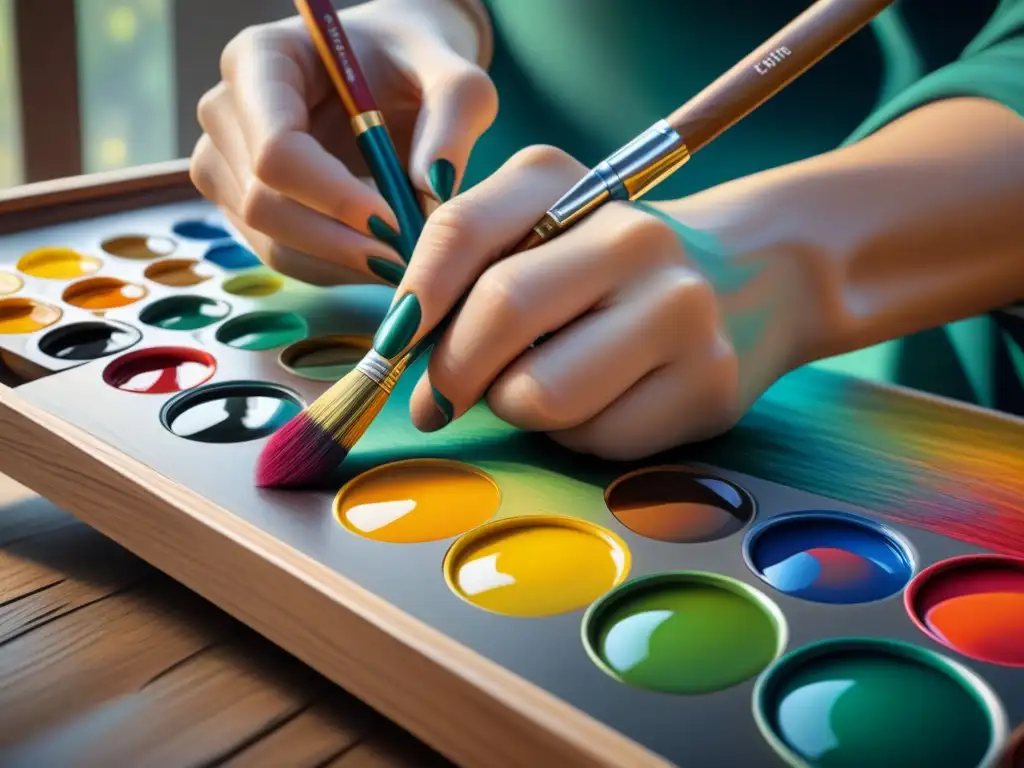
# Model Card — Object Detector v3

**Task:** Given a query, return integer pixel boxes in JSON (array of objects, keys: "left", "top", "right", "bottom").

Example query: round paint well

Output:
[
  {"left": 101, "top": 235, "right": 176, "bottom": 260},
  {"left": 279, "top": 335, "right": 372, "bottom": 382},
  {"left": 222, "top": 271, "right": 284, "bottom": 298},
  {"left": 753, "top": 637, "right": 1008, "bottom": 768},
  {"left": 1003, "top": 723, "right": 1024, "bottom": 768},
  {"left": 0, "top": 271, "right": 22, "bottom": 296},
  {"left": 443, "top": 515, "right": 631, "bottom": 618},
  {"left": 139, "top": 295, "right": 231, "bottom": 332},
  {"left": 161, "top": 381, "right": 304, "bottom": 443},
  {"left": 144, "top": 258, "right": 215, "bottom": 287},
  {"left": 582, "top": 571, "right": 785, "bottom": 695},
  {"left": 605, "top": 465, "right": 756, "bottom": 543},
  {"left": 17, "top": 247, "right": 101, "bottom": 279},
  {"left": 905, "top": 554, "right": 1024, "bottom": 668},
  {"left": 102, "top": 346, "right": 217, "bottom": 394},
  {"left": 38, "top": 320, "right": 141, "bottom": 361},
  {"left": 62, "top": 277, "right": 148, "bottom": 310},
  {"left": 335, "top": 458, "right": 501, "bottom": 544},
  {"left": 204, "top": 242, "right": 261, "bottom": 270},
  {"left": 0, "top": 298, "right": 62, "bottom": 335},
  {"left": 215, "top": 311, "right": 307, "bottom": 351},
  {"left": 172, "top": 220, "right": 230, "bottom": 240},
  {"left": 743, "top": 510, "right": 915, "bottom": 604}
]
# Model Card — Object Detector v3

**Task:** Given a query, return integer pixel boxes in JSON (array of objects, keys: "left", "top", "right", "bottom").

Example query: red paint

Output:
[
  {"left": 905, "top": 554, "right": 1024, "bottom": 668},
  {"left": 301, "top": 0, "right": 377, "bottom": 115},
  {"left": 102, "top": 347, "right": 216, "bottom": 395}
]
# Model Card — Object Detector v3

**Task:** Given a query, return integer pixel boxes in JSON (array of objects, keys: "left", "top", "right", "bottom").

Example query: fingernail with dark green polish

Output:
[
  {"left": 431, "top": 386, "right": 454, "bottom": 426},
  {"left": 373, "top": 292, "right": 422, "bottom": 358},
  {"left": 368, "top": 215, "right": 401, "bottom": 247},
  {"left": 428, "top": 159, "right": 456, "bottom": 202},
  {"left": 366, "top": 256, "right": 404, "bottom": 286}
]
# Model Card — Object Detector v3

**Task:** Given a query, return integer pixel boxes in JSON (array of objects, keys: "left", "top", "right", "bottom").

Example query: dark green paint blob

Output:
[
  {"left": 139, "top": 296, "right": 231, "bottom": 331},
  {"left": 215, "top": 311, "right": 308, "bottom": 351},
  {"left": 758, "top": 639, "right": 998, "bottom": 767},
  {"left": 584, "top": 572, "right": 783, "bottom": 694}
]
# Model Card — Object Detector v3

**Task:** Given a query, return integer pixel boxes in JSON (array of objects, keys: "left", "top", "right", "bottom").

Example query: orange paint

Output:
[
  {"left": 0, "top": 298, "right": 62, "bottom": 334},
  {"left": 62, "top": 277, "right": 148, "bottom": 310},
  {"left": 334, "top": 459, "right": 500, "bottom": 543}
]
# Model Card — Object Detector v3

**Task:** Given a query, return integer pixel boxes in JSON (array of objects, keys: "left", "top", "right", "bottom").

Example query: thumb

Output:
[{"left": 404, "top": 44, "right": 498, "bottom": 202}]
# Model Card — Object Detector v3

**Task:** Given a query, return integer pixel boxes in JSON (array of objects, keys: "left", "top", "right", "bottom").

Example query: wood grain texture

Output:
[{"left": 0, "top": 476, "right": 448, "bottom": 767}]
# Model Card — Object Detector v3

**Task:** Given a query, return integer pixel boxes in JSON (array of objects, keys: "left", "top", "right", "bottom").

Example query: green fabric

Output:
[{"left": 464, "top": 1, "right": 1024, "bottom": 414}]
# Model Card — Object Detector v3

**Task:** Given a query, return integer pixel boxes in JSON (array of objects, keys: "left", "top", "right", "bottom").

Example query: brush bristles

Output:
[{"left": 255, "top": 368, "right": 392, "bottom": 488}]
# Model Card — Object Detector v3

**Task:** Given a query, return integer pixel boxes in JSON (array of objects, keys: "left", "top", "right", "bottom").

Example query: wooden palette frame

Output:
[{"left": 2, "top": 163, "right": 1024, "bottom": 768}]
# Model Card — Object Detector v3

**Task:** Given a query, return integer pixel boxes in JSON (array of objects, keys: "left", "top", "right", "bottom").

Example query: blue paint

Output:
[
  {"left": 743, "top": 511, "right": 914, "bottom": 604},
  {"left": 204, "top": 243, "right": 262, "bottom": 270},
  {"left": 172, "top": 220, "right": 230, "bottom": 240}
]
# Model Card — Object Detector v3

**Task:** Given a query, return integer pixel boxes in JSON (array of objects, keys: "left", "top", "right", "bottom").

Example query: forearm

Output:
[{"left": 668, "top": 97, "right": 1024, "bottom": 368}]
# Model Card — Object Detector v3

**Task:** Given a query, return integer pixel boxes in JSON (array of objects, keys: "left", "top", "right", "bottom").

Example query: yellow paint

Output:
[
  {"left": 107, "top": 6, "right": 138, "bottom": 42},
  {"left": 0, "top": 271, "right": 22, "bottom": 296},
  {"left": 0, "top": 298, "right": 62, "bottom": 334},
  {"left": 443, "top": 516, "right": 631, "bottom": 617},
  {"left": 335, "top": 459, "right": 501, "bottom": 544},
  {"left": 222, "top": 272, "right": 284, "bottom": 297},
  {"left": 63, "top": 277, "right": 147, "bottom": 310},
  {"left": 17, "top": 247, "right": 102, "bottom": 279}
]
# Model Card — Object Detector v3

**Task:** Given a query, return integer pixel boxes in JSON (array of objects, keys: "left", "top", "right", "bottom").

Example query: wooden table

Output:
[{"left": 0, "top": 360, "right": 452, "bottom": 767}]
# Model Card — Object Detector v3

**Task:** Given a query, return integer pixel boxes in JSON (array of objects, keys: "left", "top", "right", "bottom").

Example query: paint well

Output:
[
  {"left": 102, "top": 346, "right": 216, "bottom": 394},
  {"left": 444, "top": 516, "right": 630, "bottom": 618},
  {"left": 162, "top": 381, "right": 304, "bottom": 443},
  {"left": 754, "top": 638, "right": 1006, "bottom": 768},
  {"left": 38, "top": 320, "right": 141, "bottom": 361},
  {"left": 335, "top": 458, "right": 501, "bottom": 544},
  {"left": 0, "top": 298, "right": 62, "bottom": 334},
  {"left": 215, "top": 311, "right": 307, "bottom": 351},
  {"left": 743, "top": 510, "right": 914, "bottom": 604},
  {"left": 62, "top": 277, "right": 148, "bottom": 310},
  {"left": 583, "top": 571, "right": 785, "bottom": 694},
  {"left": 172, "top": 220, "right": 230, "bottom": 240},
  {"left": 204, "top": 242, "right": 261, "bottom": 270},
  {"left": 222, "top": 272, "right": 284, "bottom": 297},
  {"left": 279, "top": 335, "right": 372, "bottom": 381},
  {"left": 144, "top": 258, "right": 215, "bottom": 287},
  {"left": 17, "top": 247, "right": 101, "bottom": 279},
  {"left": 101, "top": 235, "right": 176, "bottom": 260},
  {"left": 905, "top": 554, "right": 1024, "bottom": 667},
  {"left": 605, "top": 466, "right": 756, "bottom": 543},
  {"left": 0, "top": 271, "right": 22, "bottom": 296},
  {"left": 139, "top": 295, "right": 231, "bottom": 331}
]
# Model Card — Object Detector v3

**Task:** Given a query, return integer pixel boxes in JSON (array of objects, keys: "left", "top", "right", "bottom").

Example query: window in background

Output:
[
  {"left": 76, "top": 0, "right": 176, "bottom": 174},
  {"left": 0, "top": 0, "right": 23, "bottom": 187}
]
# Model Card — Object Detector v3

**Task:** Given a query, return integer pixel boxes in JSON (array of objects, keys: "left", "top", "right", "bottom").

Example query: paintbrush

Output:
[
  {"left": 295, "top": 0, "right": 424, "bottom": 265},
  {"left": 256, "top": 0, "right": 897, "bottom": 489}
]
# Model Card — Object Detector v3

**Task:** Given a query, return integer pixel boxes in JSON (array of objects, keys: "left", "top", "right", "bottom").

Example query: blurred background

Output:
[{"left": 0, "top": 0, "right": 324, "bottom": 189}]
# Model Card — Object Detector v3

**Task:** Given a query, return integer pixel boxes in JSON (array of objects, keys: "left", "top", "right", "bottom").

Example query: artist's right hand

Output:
[{"left": 190, "top": 0, "right": 497, "bottom": 286}]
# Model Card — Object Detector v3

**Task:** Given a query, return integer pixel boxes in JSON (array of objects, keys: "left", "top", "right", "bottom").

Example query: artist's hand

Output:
[
  {"left": 391, "top": 145, "right": 812, "bottom": 460},
  {"left": 190, "top": 0, "right": 496, "bottom": 285}
]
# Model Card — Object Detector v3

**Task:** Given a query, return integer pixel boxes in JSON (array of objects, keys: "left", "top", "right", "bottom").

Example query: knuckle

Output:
[
  {"left": 251, "top": 132, "right": 293, "bottom": 188},
  {"left": 196, "top": 85, "right": 225, "bottom": 131},
  {"left": 188, "top": 140, "right": 216, "bottom": 200},
  {"left": 516, "top": 375, "right": 571, "bottom": 426},
  {"left": 474, "top": 263, "right": 528, "bottom": 325},
  {"left": 421, "top": 199, "right": 485, "bottom": 256},
  {"left": 221, "top": 25, "right": 259, "bottom": 77},
  {"left": 239, "top": 182, "right": 275, "bottom": 230},
  {"left": 507, "top": 144, "right": 574, "bottom": 173}
]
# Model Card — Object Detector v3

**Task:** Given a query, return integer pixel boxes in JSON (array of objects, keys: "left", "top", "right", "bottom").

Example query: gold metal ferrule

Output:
[{"left": 351, "top": 110, "right": 385, "bottom": 135}]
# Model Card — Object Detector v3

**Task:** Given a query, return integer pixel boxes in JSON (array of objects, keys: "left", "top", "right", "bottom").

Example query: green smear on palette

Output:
[
  {"left": 583, "top": 572, "right": 785, "bottom": 695},
  {"left": 216, "top": 311, "right": 308, "bottom": 351},
  {"left": 755, "top": 638, "right": 1002, "bottom": 767}
]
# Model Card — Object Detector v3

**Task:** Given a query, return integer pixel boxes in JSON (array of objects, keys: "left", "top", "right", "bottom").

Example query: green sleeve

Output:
[{"left": 844, "top": 0, "right": 1024, "bottom": 144}]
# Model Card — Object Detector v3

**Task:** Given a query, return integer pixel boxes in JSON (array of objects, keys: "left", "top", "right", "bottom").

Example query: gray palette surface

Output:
[{"left": 2, "top": 201, "right": 1023, "bottom": 767}]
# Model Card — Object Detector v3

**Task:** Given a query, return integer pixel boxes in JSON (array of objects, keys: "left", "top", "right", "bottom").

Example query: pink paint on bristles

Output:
[{"left": 255, "top": 412, "right": 348, "bottom": 489}]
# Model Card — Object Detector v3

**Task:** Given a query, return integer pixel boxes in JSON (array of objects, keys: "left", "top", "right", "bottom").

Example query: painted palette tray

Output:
[{"left": 2, "top": 164, "right": 1024, "bottom": 768}]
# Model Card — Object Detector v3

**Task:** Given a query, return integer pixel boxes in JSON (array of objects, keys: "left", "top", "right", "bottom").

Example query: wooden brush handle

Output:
[{"left": 668, "top": 0, "right": 896, "bottom": 153}]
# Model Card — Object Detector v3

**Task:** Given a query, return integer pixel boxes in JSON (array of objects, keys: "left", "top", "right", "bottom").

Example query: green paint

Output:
[
  {"left": 373, "top": 293, "right": 421, "bottom": 359},
  {"left": 757, "top": 639, "right": 998, "bottom": 768},
  {"left": 428, "top": 158, "right": 456, "bottom": 201},
  {"left": 139, "top": 296, "right": 230, "bottom": 331},
  {"left": 215, "top": 311, "right": 308, "bottom": 351},
  {"left": 359, "top": 125, "right": 425, "bottom": 262},
  {"left": 584, "top": 572, "right": 783, "bottom": 695},
  {"left": 366, "top": 256, "right": 405, "bottom": 286}
]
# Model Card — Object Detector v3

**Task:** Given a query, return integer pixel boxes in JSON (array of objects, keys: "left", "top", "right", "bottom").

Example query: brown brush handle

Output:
[{"left": 668, "top": 0, "right": 896, "bottom": 153}]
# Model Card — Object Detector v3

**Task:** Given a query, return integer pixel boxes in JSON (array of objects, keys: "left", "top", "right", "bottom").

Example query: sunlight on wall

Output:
[
  {"left": 0, "top": 0, "right": 23, "bottom": 188},
  {"left": 76, "top": 0, "right": 176, "bottom": 173}
]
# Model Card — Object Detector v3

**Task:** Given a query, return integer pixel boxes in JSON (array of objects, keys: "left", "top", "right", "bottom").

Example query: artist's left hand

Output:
[{"left": 393, "top": 145, "right": 812, "bottom": 459}]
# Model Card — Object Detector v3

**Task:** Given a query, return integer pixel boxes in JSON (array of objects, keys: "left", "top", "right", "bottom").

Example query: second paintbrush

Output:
[{"left": 256, "top": 0, "right": 897, "bottom": 490}]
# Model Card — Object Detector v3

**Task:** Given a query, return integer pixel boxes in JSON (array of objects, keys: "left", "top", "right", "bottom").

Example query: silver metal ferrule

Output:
[
  {"left": 544, "top": 120, "right": 690, "bottom": 232},
  {"left": 355, "top": 349, "right": 394, "bottom": 385}
]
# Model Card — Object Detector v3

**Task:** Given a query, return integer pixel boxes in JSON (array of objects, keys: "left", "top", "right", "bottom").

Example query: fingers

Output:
[{"left": 403, "top": 43, "right": 498, "bottom": 202}]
